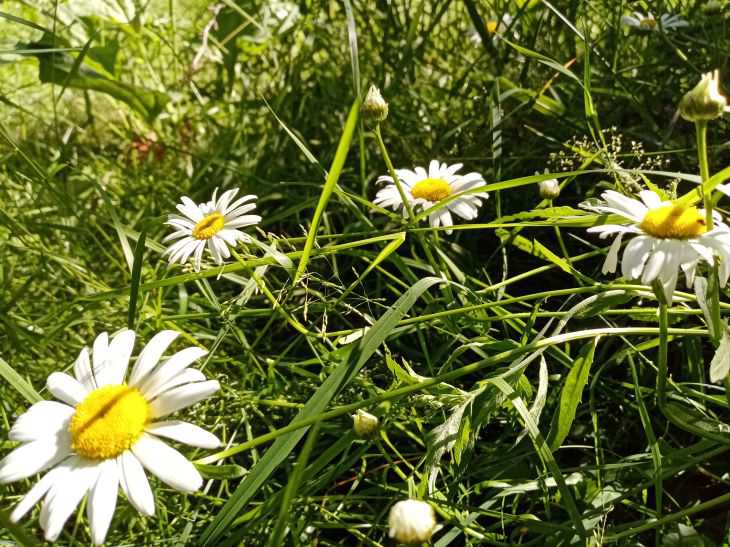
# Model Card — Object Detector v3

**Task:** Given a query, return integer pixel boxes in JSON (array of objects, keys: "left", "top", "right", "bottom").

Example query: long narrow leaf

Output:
[{"left": 293, "top": 99, "right": 360, "bottom": 283}]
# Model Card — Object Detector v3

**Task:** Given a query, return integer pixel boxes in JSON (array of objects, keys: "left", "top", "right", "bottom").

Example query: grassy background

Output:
[{"left": 2, "top": 0, "right": 730, "bottom": 545}]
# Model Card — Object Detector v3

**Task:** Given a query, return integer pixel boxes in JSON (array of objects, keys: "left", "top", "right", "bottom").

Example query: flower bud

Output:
[
  {"left": 352, "top": 409, "right": 379, "bottom": 438},
  {"left": 361, "top": 85, "right": 389, "bottom": 123},
  {"left": 388, "top": 499, "right": 438, "bottom": 545},
  {"left": 679, "top": 70, "right": 727, "bottom": 122},
  {"left": 538, "top": 178, "right": 560, "bottom": 199}
]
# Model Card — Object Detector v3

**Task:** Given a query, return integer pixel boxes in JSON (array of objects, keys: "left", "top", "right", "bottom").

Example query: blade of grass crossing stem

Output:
[
  {"left": 491, "top": 377, "right": 586, "bottom": 538},
  {"left": 0, "top": 356, "right": 42, "bottom": 404},
  {"left": 197, "top": 276, "right": 443, "bottom": 545},
  {"left": 127, "top": 229, "right": 146, "bottom": 329},
  {"left": 293, "top": 99, "right": 360, "bottom": 284},
  {"left": 266, "top": 422, "right": 321, "bottom": 546}
]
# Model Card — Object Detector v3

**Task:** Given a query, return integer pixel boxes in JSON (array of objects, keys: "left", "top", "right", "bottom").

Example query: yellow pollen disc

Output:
[
  {"left": 69, "top": 385, "right": 149, "bottom": 460},
  {"left": 411, "top": 178, "right": 452, "bottom": 202},
  {"left": 639, "top": 203, "right": 707, "bottom": 239},
  {"left": 639, "top": 17, "right": 657, "bottom": 29},
  {"left": 486, "top": 20, "right": 499, "bottom": 33},
  {"left": 192, "top": 212, "right": 225, "bottom": 240}
]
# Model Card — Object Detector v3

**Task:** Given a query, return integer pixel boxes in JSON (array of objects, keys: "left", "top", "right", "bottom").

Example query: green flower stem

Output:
[
  {"left": 696, "top": 121, "right": 712, "bottom": 229},
  {"left": 695, "top": 120, "right": 722, "bottom": 345},
  {"left": 374, "top": 124, "right": 414, "bottom": 222},
  {"left": 657, "top": 301, "right": 669, "bottom": 408}
]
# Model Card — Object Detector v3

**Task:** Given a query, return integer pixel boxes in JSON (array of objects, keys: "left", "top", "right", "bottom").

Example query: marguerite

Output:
[
  {"left": 0, "top": 330, "right": 220, "bottom": 544},
  {"left": 621, "top": 11, "right": 688, "bottom": 31},
  {"left": 164, "top": 187, "right": 261, "bottom": 271},
  {"left": 374, "top": 160, "right": 488, "bottom": 233},
  {"left": 584, "top": 189, "right": 730, "bottom": 301}
]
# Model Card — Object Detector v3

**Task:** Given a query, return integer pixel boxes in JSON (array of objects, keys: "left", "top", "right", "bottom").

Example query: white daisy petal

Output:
[
  {"left": 641, "top": 245, "right": 668, "bottom": 284},
  {"left": 144, "top": 368, "right": 206, "bottom": 400},
  {"left": 118, "top": 451, "right": 155, "bottom": 516},
  {"left": 131, "top": 434, "right": 203, "bottom": 493},
  {"left": 621, "top": 236, "right": 653, "bottom": 280},
  {"left": 41, "top": 457, "right": 99, "bottom": 542},
  {"left": 0, "top": 435, "right": 71, "bottom": 484},
  {"left": 74, "top": 347, "right": 95, "bottom": 391},
  {"left": 98, "top": 329, "right": 135, "bottom": 386},
  {"left": 146, "top": 420, "right": 221, "bottom": 449},
  {"left": 129, "top": 330, "right": 180, "bottom": 386},
  {"left": 87, "top": 458, "right": 119, "bottom": 546},
  {"left": 603, "top": 232, "right": 624, "bottom": 274},
  {"left": 9, "top": 401, "right": 75, "bottom": 442},
  {"left": 92, "top": 332, "right": 110, "bottom": 383},
  {"left": 149, "top": 380, "right": 220, "bottom": 419},
  {"left": 139, "top": 346, "right": 208, "bottom": 398},
  {"left": 639, "top": 190, "right": 662, "bottom": 209},
  {"left": 10, "top": 465, "right": 66, "bottom": 522},
  {"left": 47, "top": 372, "right": 88, "bottom": 406}
]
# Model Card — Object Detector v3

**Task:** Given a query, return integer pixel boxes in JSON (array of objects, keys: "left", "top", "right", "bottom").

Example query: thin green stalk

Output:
[
  {"left": 657, "top": 301, "right": 669, "bottom": 407},
  {"left": 628, "top": 355, "right": 662, "bottom": 545},
  {"left": 696, "top": 121, "right": 712, "bottom": 229},
  {"left": 374, "top": 124, "right": 414, "bottom": 221},
  {"left": 695, "top": 120, "right": 722, "bottom": 344}
]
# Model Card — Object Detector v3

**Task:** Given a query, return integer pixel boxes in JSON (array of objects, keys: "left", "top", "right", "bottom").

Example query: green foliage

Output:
[{"left": 1, "top": 0, "right": 730, "bottom": 545}]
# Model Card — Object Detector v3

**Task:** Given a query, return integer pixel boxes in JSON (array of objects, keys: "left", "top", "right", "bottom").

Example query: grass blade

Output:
[
  {"left": 0, "top": 356, "right": 42, "bottom": 404},
  {"left": 293, "top": 98, "right": 360, "bottom": 284},
  {"left": 127, "top": 229, "right": 147, "bottom": 330}
]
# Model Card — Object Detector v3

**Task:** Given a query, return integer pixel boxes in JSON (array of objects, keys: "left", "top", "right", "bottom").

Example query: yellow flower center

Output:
[
  {"left": 411, "top": 178, "right": 452, "bottom": 202},
  {"left": 639, "top": 17, "right": 657, "bottom": 29},
  {"left": 69, "top": 385, "right": 149, "bottom": 460},
  {"left": 192, "top": 212, "right": 225, "bottom": 240},
  {"left": 639, "top": 203, "right": 707, "bottom": 239},
  {"left": 487, "top": 20, "right": 499, "bottom": 33}
]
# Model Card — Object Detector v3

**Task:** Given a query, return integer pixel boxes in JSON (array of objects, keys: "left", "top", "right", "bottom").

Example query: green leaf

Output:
[
  {"left": 196, "top": 276, "right": 444, "bottom": 546},
  {"left": 18, "top": 38, "right": 169, "bottom": 121},
  {"left": 195, "top": 463, "right": 247, "bottom": 480},
  {"left": 547, "top": 339, "right": 597, "bottom": 450}
]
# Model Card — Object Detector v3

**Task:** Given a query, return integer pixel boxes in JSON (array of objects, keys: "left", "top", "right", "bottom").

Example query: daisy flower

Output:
[
  {"left": 621, "top": 11, "right": 688, "bottom": 31},
  {"left": 374, "top": 160, "right": 488, "bottom": 233},
  {"left": 0, "top": 330, "right": 220, "bottom": 545},
  {"left": 584, "top": 189, "right": 730, "bottom": 301},
  {"left": 164, "top": 187, "right": 262, "bottom": 271}
]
